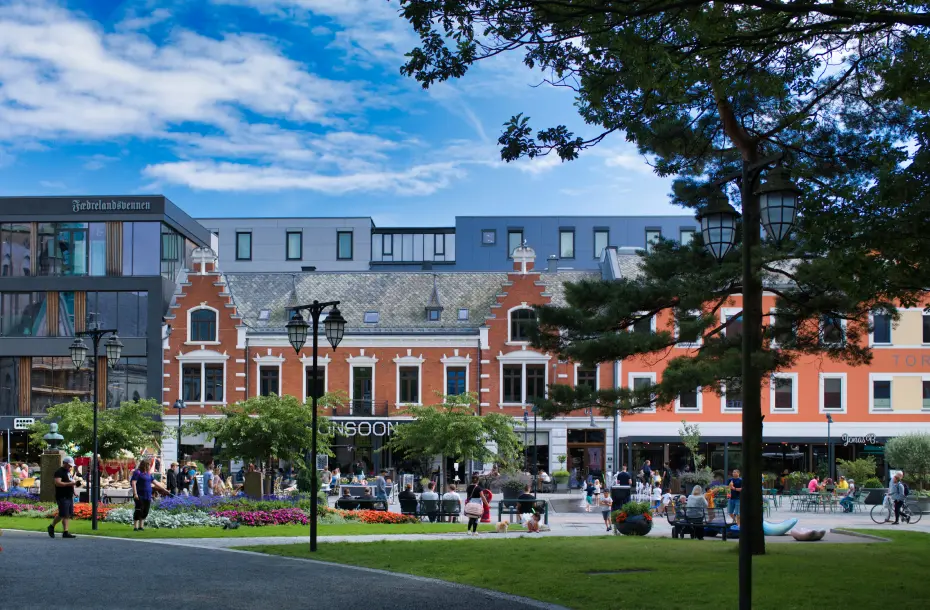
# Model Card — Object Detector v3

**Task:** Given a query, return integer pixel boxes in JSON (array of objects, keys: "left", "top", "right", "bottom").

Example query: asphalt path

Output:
[{"left": 0, "top": 530, "right": 563, "bottom": 610}]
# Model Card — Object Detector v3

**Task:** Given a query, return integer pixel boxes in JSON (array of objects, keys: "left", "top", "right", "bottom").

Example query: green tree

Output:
[
  {"left": 885, "top": 433, "right": 930, "bottom": 489},
  {"left": 30, "top": 398, "right": 165, "bottom": 460},
  {"left": 835, "top": 457, "right": 878, "bottom": 486},
  {"left": 395, "top": 0, "right": 929, "bottom": 555},
  {"left": 387, "top": 392, "right": 524, "bottom": 488},
  {"left": 184, "top": 393, "right": 340, "bottom": 485}
]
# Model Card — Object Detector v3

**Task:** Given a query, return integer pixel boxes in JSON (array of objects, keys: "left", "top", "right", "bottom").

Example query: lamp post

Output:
[
  {"left": 286, "top": 300, "right": 346, "bottom": 553},
  {"left": 532, "top": 404, "right": 538, "bottom": 498},
  {"left": 174, "top": 399, "right": 187, "bottom": 465},
  {"left": 826, "top": 414, "right": 834, "bottom": 482},
  {"left": 69, "top": 325, "right": 123, "bottom": 531},
  {"left": 522, "top": 410, "right": 529, "bottom": 474},
  {"left": 696, "top": 158, "right": 799, "bottom": 610}
]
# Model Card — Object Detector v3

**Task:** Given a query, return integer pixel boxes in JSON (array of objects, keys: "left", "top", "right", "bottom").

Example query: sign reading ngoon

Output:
[
  {"left": 329, "top": 421, "right": 397, "bottom": 437},
  {"left": 72, "top": 199, "right": 152, "bottom": 212},
  {"left": 842, "top": 433, "right": 877, "bottom": 446}
]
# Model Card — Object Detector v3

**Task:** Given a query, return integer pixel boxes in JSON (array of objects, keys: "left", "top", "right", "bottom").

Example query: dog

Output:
[{"left": 495, "top": 521, "right": 509, "bottom": 534}]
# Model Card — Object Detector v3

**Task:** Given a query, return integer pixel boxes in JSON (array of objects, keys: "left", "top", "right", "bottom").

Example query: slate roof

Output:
[
  {"left": 225, "top": 270, "right": 602, "bottom": 334},
  {"left": 226, "top": 272, "right": 510, "bottom": 333}
]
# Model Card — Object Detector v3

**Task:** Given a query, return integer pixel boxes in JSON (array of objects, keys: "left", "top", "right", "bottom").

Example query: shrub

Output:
[
  {"left": 105, "top": 507, "right": 229, "bottom": 528},
  {"left": 885, "top": 433, "right": 930, "bottom": 487},
  {"left": 862, "top": 477, "right": 884, "bottom": 489},
  {"left": 836, "top": 457, "right": 877, "bottom": 485}
]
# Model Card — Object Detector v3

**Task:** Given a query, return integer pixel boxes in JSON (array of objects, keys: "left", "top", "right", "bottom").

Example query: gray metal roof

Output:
[{"left": 225, "top": 270, "right": 601, "bottom": 333}]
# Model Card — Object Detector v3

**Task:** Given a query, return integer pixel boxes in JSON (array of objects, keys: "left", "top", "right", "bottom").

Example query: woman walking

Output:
[
  {"left": 130, "top": 458, "right": 155, "bottom": 531},
  {"left": 464, "top": 475, "right": 487, "bottom": 536}
]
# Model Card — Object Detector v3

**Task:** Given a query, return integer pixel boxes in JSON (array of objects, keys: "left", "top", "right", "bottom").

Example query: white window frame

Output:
[
  {"left": 675, "top": 309, "right": 702, "bottom": 348},
  {"left": 819, "top": 373, "right": 847, "bottom": 414},
  {"left": 721, "top": 381, "right": 743, "bottom": 413},
  {"left": 300, "top": 354, "right": 332, "bottom": 402},
  {"left": 176, "top": 349, "right": 228, "bottom": 406},
  {"left": 497, "top": 349, "right": 551, "bottom": 406},
  {"left": 628, "top": 312, "right": 656, "bottom": 334},
  {"left": 820, "top": 315, "right": 847, "bottom": 346},
  {"left": 768, "top": 308, "right": 796, "bottom": 349},
  {"left": 868, "top": 374, "right": 893, "bottom": 413},
  {"left": 721, "top": 307, "right": 742, "bottom": 339},
  {"left": 675, "top": 387, "right": 703, "bottom": 413},
  {"left": 187, "top": 305, "right": 220, "bottom": 345},
  {"left": 868, "top": 310, "right": 894, "bottom": 347},
  {"left": 769, "top": 372, "right": 799, "bottom": 414},
  {"left": 627, "top": 372, "right": 657, "bottom": 413},
  {"left": 394, "top": 351, "right": 425, "bottom": 406},
  {"left": 347, "top": 350, "right": 379, "bottom": 410},
  {"left": 574, "top": 363, "right": 600, "bottom": 390},
  {"left": 253, "top": 351, "right": 285, "bottom": 397},
  {"left": 507, "top": 304, "right": 536, "bottom": 345},
  {"left": 441, "top": 351, "right": 472, "bottom": 396}
]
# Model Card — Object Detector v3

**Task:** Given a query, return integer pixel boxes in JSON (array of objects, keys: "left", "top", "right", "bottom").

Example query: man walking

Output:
[
  {"left": 374, "top": 470, "right": 388, "bottom": 500},
  {"left": 611, "top": 464, "right": 632, "bottom": 509},
  {"left": 202, "top": 463, "right": 214, "bottom": 497},
  {"left": 166, "top": 462, "right": 179, "bottom": 496},
  {"left": 48, "top": 457, "right": 79, "bottom": 539},
  {"left": 727, "top": 469, "right": 742, "bottom": 526}
]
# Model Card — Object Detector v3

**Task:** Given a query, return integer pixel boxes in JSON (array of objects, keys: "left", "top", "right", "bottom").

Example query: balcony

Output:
[{"left": 329, "top": 399, "right": 391, "bottom": 417}]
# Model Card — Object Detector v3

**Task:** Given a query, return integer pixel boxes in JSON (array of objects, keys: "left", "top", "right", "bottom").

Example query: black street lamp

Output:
[
  {"left": 174, "top": 399, "right": 187, "bottom": 465},
  {"left": 532, "top": 404, "right": 538, "bottom": 498},
  {"left": 286, "top": 300, "right": 346, "bottom": 553},
  {"left": 522, "top": 410, "right": 529, "bottom": 474},
  {"left": 826, "top": 414, "right": 834, "bottom": 482},
  {"left": 70, "top": 325, "right": 122, "bottom": 531},
  {"left": 695, "top": 160, "right": 799, "bottom": 610}
]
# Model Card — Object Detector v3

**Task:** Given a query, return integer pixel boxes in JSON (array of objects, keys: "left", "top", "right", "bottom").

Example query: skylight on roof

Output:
[
  {"left": 258, "top": 309, "right": 270, "bottom": 321},
  {"left": 364, "top": 311, "right": 380, "bottom": 324},
  {"left": 458, "top": 308, "right": 469, "bottom": 321}
]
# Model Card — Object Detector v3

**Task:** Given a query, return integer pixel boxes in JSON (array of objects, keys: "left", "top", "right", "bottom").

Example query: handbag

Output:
[{"left": 464, "top": 501, "right": 484, "bottom": 518}]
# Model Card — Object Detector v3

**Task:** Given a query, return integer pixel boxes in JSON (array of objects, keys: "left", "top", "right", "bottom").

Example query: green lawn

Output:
[
  {"left": 0, "top": 516, "right": 508, "bottom": 539},
  {"left": 243, "top": 530, "right": 928, "bottom": 609}
]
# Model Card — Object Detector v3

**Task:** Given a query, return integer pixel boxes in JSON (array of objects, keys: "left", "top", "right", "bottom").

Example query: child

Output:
[
  {"left": 599, "top": 492, "right": 613, "bottom": 532},
  {"left": 527, "top": 512, "right": 541, "bottom": 533},
  {"left": 652, "top": 484, "right": 662, "bottom": 512},
  {"left": 660, "top": 489, "right": 673, "bottom": 515},
  {"left": 585, "top": 480, "right": 595, "bottom": 512}
]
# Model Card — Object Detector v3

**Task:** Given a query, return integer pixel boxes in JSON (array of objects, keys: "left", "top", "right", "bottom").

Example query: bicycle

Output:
[{"left": 870, "top": 495, "right": 923, "bottom": 525}]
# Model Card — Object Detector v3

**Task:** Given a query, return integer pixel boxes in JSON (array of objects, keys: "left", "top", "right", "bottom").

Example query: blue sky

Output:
[{"left": 0, "top": 0, "right": 684, "bottom": 225}]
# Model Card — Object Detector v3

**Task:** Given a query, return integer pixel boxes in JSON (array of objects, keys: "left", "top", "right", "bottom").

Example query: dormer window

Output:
[
  {"left": 363, "top": 311, "right": 379, "bottom": 324},
  {"left": 425, "top": 276, "right": 443, "bottom": 322},
  {"left": 427, "top": 307, "right": 441, "bottom": 322}
]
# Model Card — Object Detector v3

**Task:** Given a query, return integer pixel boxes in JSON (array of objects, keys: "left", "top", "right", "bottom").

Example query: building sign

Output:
[
  {"left": 892, "top": 354, "right": 930, "bottom": 368},
  {"left": 329, "top": 421, "right": 397, "bottom": 437},
  {"left": 13, "top": 418, "right": 35, "bottom": 430},
  {"left": 842, "top": 433, "right": 877, "bottom": 446},
  {"left": 72, "top": 199, "right": 152, "bottom": 212}
]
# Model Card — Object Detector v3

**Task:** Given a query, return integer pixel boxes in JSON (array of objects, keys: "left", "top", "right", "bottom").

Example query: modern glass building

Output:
[{"left": 0, "top": 196, "right": 210, "bottom": 461}]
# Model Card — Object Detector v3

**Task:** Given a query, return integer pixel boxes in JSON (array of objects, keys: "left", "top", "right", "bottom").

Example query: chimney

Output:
[
  {"left": 547, "top": 255, "right": 558, "bottom": 272},
  {"left": 512, "top": 242, "right": 536, "bottom": 274}
]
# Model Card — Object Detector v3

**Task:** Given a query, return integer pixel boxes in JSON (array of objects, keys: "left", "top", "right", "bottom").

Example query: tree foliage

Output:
[
  {"left": 396, "top": 0, "right": 930, "bottom": 417},
  {"left": 885, "top": 433, "right": 930, "bottom": 486},
  {"left": 387, "top": 393, "right": 524, "bottom": 469},
  {"left": 184, "top": 393, "right": 341, "bottom": 470},
  {"left": 30, "top": 399, "right": 165, "bottom": 460},
  {"left": 835, "top": 456, "right": 878, "bottom": 485}
]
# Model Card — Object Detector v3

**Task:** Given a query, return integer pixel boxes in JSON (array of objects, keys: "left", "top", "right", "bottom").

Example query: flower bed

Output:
[
  {"left": 58, "top": 503, "right": 117, "bottom": 520},
  {"left": 212, "top": 508, "right": 308, "bottom": 526},
  {"left": 0, "top": 501, "right": 29, "bottom": 516},
  {"left": 343, "top": 510, "right": 419, "bottom": 524},
  {"left": 104, "top": 507, "right": 229, "bottom": 529}
]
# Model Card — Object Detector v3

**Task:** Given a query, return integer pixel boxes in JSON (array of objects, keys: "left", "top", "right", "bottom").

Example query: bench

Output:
[
  {"left": 667, "top": 505, "right": 734, "bottom": 540},
  {"left": 410, "top": 498, "right": 462, "bottom": 522},
  {"left": 497, "top": 499, "right": 549, "bottom": 525},
  {"left": 335, "top": 498, "right": 388, "bottom": 512}
]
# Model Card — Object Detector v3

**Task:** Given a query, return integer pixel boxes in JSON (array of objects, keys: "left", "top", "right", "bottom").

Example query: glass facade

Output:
[
  {"left": 85, "top": 291, "right": 148, "bottom": 336},
  {"left": 1, "top": 223, "right": 31, "bottom": 276},
  {"left": 107, "top": 357, "right": 148, "bottom": 408},
  {"left": 0, "top": 357, "right": 19, "bottom": 415},
  {"left": 31, "top": 357, "right": 93, "bottom": 415},
  {"left": 1, "top": 292, "right": 49, "bottom": 336}
]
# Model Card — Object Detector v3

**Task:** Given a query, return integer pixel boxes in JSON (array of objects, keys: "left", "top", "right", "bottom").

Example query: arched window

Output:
[
  {"left": 510, "top": 308, "right": 536, "bottom": 342},
  {"left": 190, "top": 308, "right": 217, "bottom": 342}
]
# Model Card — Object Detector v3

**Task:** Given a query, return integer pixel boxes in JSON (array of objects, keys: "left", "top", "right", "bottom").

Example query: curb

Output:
[{"left": 830, "top": 528, "right": 891, "bottom": 542}]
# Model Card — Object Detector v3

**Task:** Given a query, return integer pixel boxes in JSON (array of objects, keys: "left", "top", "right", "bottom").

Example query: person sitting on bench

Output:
[{"left": 517, "top": 485, "right": 536, "bottom": 514}]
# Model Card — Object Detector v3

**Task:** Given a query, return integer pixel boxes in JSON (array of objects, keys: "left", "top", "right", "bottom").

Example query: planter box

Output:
[
  {"left": 613, "top": 515, "right": 653, "bottom": 536},
  {"left": 863, "top": 488, "right": 886, "bottom": 505},
  {"left": 907, "top": 497, "right": 930, "bottom": 514}
]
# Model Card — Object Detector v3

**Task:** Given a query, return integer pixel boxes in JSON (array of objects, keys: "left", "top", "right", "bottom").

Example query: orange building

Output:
[{"left": 162, "top": 245, "right": 930, "bottom": 481}]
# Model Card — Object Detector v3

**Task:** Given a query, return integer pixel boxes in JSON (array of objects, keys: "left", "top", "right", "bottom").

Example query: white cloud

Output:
[
  {"left": 39, "top": 179, "right": 66, "bottom": 190},
  {"left": 602, "top": 152, "right": 655, "bottom": 174},
  {"left": 143, "top": 159, "right": 465, "bottom": 195},
  {"left": 82, "top": 154, "right": 121, "bottom": 171}
]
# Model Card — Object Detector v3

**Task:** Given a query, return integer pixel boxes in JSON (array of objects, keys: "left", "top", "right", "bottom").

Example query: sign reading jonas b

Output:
[{"left": 72, "top": 199, "right": 152, "bottom": 212}]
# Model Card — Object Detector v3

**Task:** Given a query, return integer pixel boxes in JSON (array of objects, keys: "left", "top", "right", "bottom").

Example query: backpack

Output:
[{"left": 902, "top": 482, "right": 910, "bottom": 497}]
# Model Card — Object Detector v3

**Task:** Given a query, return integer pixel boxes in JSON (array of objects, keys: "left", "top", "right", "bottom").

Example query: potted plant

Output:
[
  {"left": 611, "top": 501, "right": 653, "bottom": 536},
  {"left": 679, "top": 467, "right": 713, "bottom": 496},
  {"left": 498, "top": 473, "right": 530, "bottom": 500},
  {"left": 860, "top": 477, "right": 886, "bottom": 504}
]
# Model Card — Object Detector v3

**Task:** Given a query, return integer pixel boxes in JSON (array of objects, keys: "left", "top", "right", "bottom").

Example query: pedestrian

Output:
[
  {"left": 131, "top": 458, "right": 155, "bottom": 531},
  {"left": 611, "top": 464, "right": 632, "bottom": 508},
  {"left": 177, "top": 464, "right": 190, "bottom": 496},
  {"left": 166, "top": 462, "right": 179, "bottom": 496},
  {"left": 202, "top": 463, "right": 215, "bottom": 497},
  {"left": 642, "top": 460, "right": 652, "bottom": 485},
  {"left": 727, "top": 469, "right": 743, "bottom": 526},
  {"left": 48, "top": 456, "right": 80, "bottom": 539},
  {"left": 660, "top": 462, "right": 671, "bottom": 493},
  {"left": 584, "top": 479, "right": 595, "bottom": 512},
  {"left": 464, "top": 475, "right": 487, "bottom": 536},
  {"left": 599, "top": 492, "right": 613, "bottom": 532},
  {"left": 375, "top": 470, "right": 388, "bottom": 500},
  {"left": 889, "top": 473, "right": 906, "bottom": 524}
]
